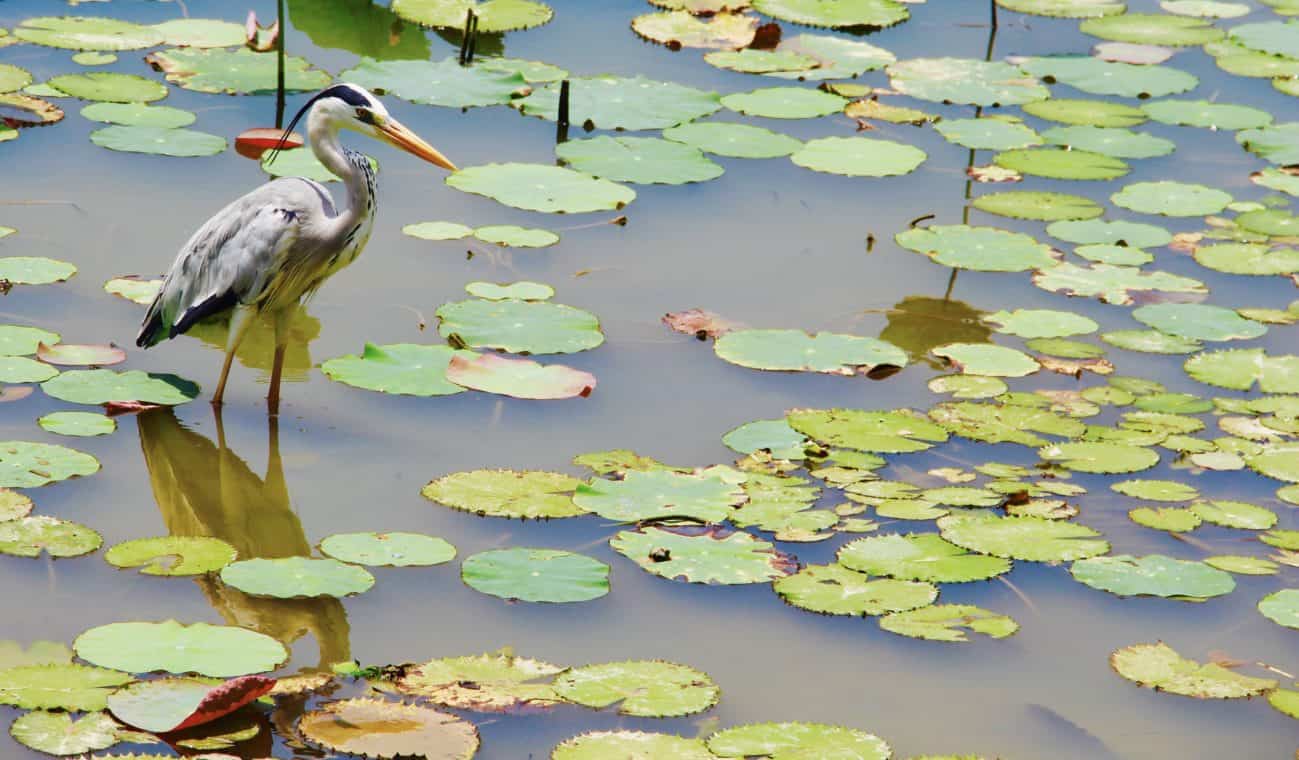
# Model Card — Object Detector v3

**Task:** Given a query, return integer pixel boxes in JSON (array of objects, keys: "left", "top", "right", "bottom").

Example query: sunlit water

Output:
[{"left": 1, "top": 0, "right": 1297, "bottom": 757}]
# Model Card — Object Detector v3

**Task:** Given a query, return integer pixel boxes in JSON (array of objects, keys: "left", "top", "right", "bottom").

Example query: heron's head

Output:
[{"left": 278, "top": 83, "right": 457, "bottom": 171}]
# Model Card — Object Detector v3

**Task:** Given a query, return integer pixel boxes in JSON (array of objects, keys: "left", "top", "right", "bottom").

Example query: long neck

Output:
[{"left": 307, "top": 111, "right": 377, "bottom": 236}]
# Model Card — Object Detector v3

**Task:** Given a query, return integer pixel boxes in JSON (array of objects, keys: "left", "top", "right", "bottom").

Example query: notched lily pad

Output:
[
  {"left": 105, "top": 536, "right": 236, "bottom": 575},
  {"left": 774, "top": 563, "right": 937, "bottom": 616},
  {"left": 298, "top": 698, "right": 479, "bottom": 758},
  {"left": 74, "top": 620, "right": 287, "bottom": 677},
  {"left": 447, "top": 163, "right": 635, "bottom": 213},
  {"left": 879, "top": 604, "right": 1019, "bottom": 642},
  {"left": 322, "top": 343, "right": 470, "bottom": 397},
  {"left": 714, "top": 329, "right": 906, "bottom": 376},
  {"left": 707, "top": 721, "right": 891, "bottom": 759},
  {"left": 1111, "top": 642, "right": 1276, "bottom": 698},
  {"left": 423, "top": 469, "right": 584, "bottom": 519},
  {"left": 320, "top": 532, "right": 456, "bottom": 567},
  {"left": 553, "top": 660, "right": 719, "bottom": 717},
  {"left": 838, "top": 533, "right": 1011, "bottom": 583},
  {"left": 611, "top": 525, "right": 797, "bottom": 584},
  {"left": 397, "top": 652, "right": 562, "bottom": 712},
  {"left": 0, "top": 516, "right": 101, "bottom": 558},
  {"left": 896, "top": 225, "right": 1059, "bottom": 272},
  {"left": 1071, "top": 554, "right": 1234, "bottom": 598}
]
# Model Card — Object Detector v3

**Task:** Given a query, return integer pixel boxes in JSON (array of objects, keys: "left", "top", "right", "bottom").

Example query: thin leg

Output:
[
  {"left": 212, "top": 307, "right": 255, "bottom": 408},
  {"left": 266, "top": 307, "right": 293, "bottom": 416}
]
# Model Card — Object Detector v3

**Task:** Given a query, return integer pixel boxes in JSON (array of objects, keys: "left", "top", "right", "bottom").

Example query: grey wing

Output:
[{"left": 136, "top": 178, "right": 331, "bottom": 348}]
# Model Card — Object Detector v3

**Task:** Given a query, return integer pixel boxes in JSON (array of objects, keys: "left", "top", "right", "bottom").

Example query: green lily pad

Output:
[
  {"left": 1040, "top": 440, "right": 1159, "bottom": 473},
  {"left": 340, "top": 57, "right": 528, "bottom": 108},
  {"left": 1111, "top": 479, "right": 1198, "bottom": 501},
  {"left": 1022, "top": 56, "right": 1198, "bottom": 97},
  {"left": 404, "top": 222, "right": 474, "bottom": 241},
  {"left": 1111, "top": 181, "right": 1232, "bottom": 216},
  {"left": 553, "top": 731, "right": 712, "bottom": 759},
  {"left": 879, "top": 604, "right": 1019, "bottom": 642},
  {"left": 1237, "top": 122, "right": 1299, "bottom": 164},
  {"left": 461, "top": 547, "right": 609, "bottom": 602},
  {"left": 1193, "top": 243, "right": 1299, "bottom": 275},
  {"left": 930, "top": 401, "right": 1085, "bottom": 446},
  {"left": 396, "top": 652, "right": 562, "bottom": 712},
  {"left": 1129, "top": 506, "right": 1202, "bottom": 531},
  {"left": 1262, "top": 529, "right": 1299, "bottom": 549},
  {"left": 47, "top": 72, "right": 166, "bottom": 103},
  {"left": 1024, "top": 97, "right": 1148, "bottom": 126},
  {"left": 437, "top": 299, "right": 602, "bottom": 354},
  {"left": 554, "top": 660, "right": 719, "bottom": 717},
  {"left": 0, "top": 64, "right": 32, "bottom": 94},
  {"left": 0, "top": 257, "right": 76, "bottom": 285},
  {"left": 838, "top": 532, "right": 1011, "bottom": 582},
  {"left": 721, "top": 86, "right": 846, "bottom": 118},
  {"left": 1247, "top": 443, "right": 1299, "bottom": 482},
  {"left": 0, "top": 325, "right": 61, "bottom": 356},
  {"left": 723, "top": 419, "right": 809, "bottom": 460},
  {"left": 298, "top": 698, "right": 479, "bottom": 758},
  {"left": 152, "top": 17, "right": 247, "bottom": 47},
  {"left": 476, "top": 57, "right": 567, "bottom": 83},
  {"left": 714, "top": 329, "right": 906, "bottom": 375},
  {"left": 939, "top": 513, "right": 1109, "bottom": 561},
  {"left": 1111, "top": 642, "right": 1276, "bottom": 698},
  {"left": 928, "top": 375, "right": 1009, "bottom": 399},
  {"left": 774, "top": 563, "right": 937, "bottom": 616},
  {"left": 1132, "top": 303, "right": 1266, "bottom": 342},
  {"left": 0, "top": 490, "right": 33, "bottom": 521},
  {"left": 518, "top": 75, "right": 720, "bottom": 130},
  {"left": 36, "top": 411, "right": 114, "bottom": 438},
  {"left": 391, "top": 0, "right": 554, "bottom": 32},
  {"left": 557, "top": 136, "right": 723, "bottom": 184},
  {"left": 105, "top": 676, "right": 269, "bottom": 734},
  {"left": 750, "top": 0, "right": 908, "bottom": 28},
  {"left": 933, "top": 343, "right": 1039, "bottom": 377},
  {"left": 1206, "top": 38, "right": 1299, "bottom": 78},
  {"left": 1163, "top": 0, "right": 1249, "bottom": 16},
  {"left": 996, "top": 0, "right": 1126, "bottom": 17},
  {"left": 704, "top": 49, "right": 819, "bottom": 74},
  {"left": 1251, "top": 167, "right": 1299, "bottom": 196},
  {"left": 0, "top": 441, "right": 100, "bottom": 489},
  {"left": 1185, "top": 349, "right": 1299, "bottom": 392},
  {"left": 90, "top": 125, "right": 226, "bottom": 157},
  {"left": 1259, "top": 589, "right": 1299, "bottom": 628},
  {"left": 707, "top": 722, "right": 890, "bottom": 759},
  {"left": 473, "top": 225, "right": 559, "bottom": 248},
  {"left": 611, "top": 525, "right": 796, "bottom": 584},
  {"left": 887, "top": 58, "right": 1049, "bottom": 106},
  {"left": 1074, "top": 244, "right": 1153, "bottom": 265},
  {"left": 15, "top": 16, "right": 163, "bottom": 50},
  {"left": 788, "top": 408, "right": 949, "bottom": 453},
  {"left": 1042, "top": 125, "right": 1176, "bottom": 158},
  {"left": 972, "top": 191, "right": 1104, "bottom": 221},
  {"left": 9, "top": 710, "right": 118, "bottom": 755},
  {"left": 662, "top": 121, "right": 801, "bottom": 158},
  {"left": 791, "top": 136, "right": 926, "bottom": 177},
  {"left": 321, "top": 343, "right": 471, "bottom": 396},
  {"left": 575, "top": 470, "right": 743, "bottom": 523},
  {"left": 74, "top": 621, "right": 286, "bottom": 677},
  {"left": 447, "top": 163, "right": 635, "bottom": 213},
  {"left": 984, "top": 309, "right": 1099, "bottom": 338},
  {"left": 1230, "top": 19, "right": 1299, "bottom": 57},
  {"left": 72, "top": 51, "right": 116, "bottom": 66},
  {"left": 1071, "top": 555, "right": 1234, "bottom": 598},
  {"left": 0, "top": 665, "right": 131, "bottom": 711},
  {"left": 261, "top": 147, "right": 375, "bottom": 182},
  {"left": 766, "top": 33, "right": 896, "bottom": 80},
  {"left": 104, "top": 536, "right": 236, "bottom": 576},
  {"left": 1103, "top": 330, "right": 1203, "bottom": 354},
  {"left": 0, "top": 516, "right": 101, "bottom": 558},
  {"left": 423, "top": 469, "right": 583, "bottom": 519},
  {"left": 220, "top": 557, "right": 374, "bottom": 599},
  {"left": 1236, "top": 208, "right": 1299, "bottom": 236},
  {"left": 1033, "top": 261, "right": 1206, "bottom": 305},
  {"left": 993, "top": 147, "right": 1130, "bottom": 180},
  {"left": 145, "top": 47, "right": 331, "bottom": 95},
  {"left": 0, "top": 357, "right": 57, "bottom": 384},
  {"left": 1204, "top": 555, "right": 1278, "bottom": 574},
  {"left": 1142, "top": 99, "right": 1272, "bottom": 130},
  {"left": 895, "top": 225, "right": 1059, "bottom": 272},
  {"left": 319, "top": 532, "right": 456, "bottom": 567},
  {"left": 934, "top": 117, "right": 1043, "bottom": 150},
  {"left": 1047, "top": 218, "right": 1173, "bottom": 247},
  {"left": 1191, "top": 500, "right": 1276, "bottom": 529},
  {"left": 1080, "top": 12, "right": 1224, "bottom": 45},
  {"left": 632, "top": 10, "right": 758, "bottom": 48},
  {"left": 467, "top": 281, "right": 554, "bottom": 301},
  {"left": 41, "top": 369, "right": 198, "bottom": 405}
]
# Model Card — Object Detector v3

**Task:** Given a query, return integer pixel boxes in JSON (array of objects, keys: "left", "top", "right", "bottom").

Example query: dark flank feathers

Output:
[{"left": 136, "top": 289, "right": 237, "bottom": 348}]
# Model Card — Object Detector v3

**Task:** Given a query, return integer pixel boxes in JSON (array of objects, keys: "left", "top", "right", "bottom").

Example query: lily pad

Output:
[
  {"left": 0, "top": 357, "right": 57, "bottom": 384},
  {"left": 405, "top": 222, "right": 474, "bottom": 241},
  {"left": 939, "top": 513, "right": 1109, "bottom": 561},
  {"left": 107, "top": 676, "right": 275, "bottom": 733},
  {"left": 1103, "top": 330, "right": 1202, "bottom": 354},
  {"left": 996, "top": 0, "right": 1126, "bottom": 17},
  {"left": 146, "top": 47, "right": 331, "bottom": 95},
  {"left": 611, "top": 525, "right": 797, "bottom": 584},
  {"left": 1071, "top": 555, "right": 1235, "bottom": 598},
  {"left": 447, "top": 163, "right": 635, "bottom": 213},
  {"left": 321, "top": 343, "right": 470, "bottom": 397},
  {"left": 74, "top": 620, "right": 287, "bottom": 677},
  {"left": 0, "top": 490, "right": 33, "bottom": 521},
  {"left": 36, "top": 343, "right": 125, "bottom": 366},
  {"left": 104, "top": 536, "right": 236, "bottom": 576},
  {"left": 1258, "top": 589, "right": 1299, "bottom": 628},
  {"left": 1141, "top": 99, "right": 1272, "bottom": 130},
  {"left": 0, "top": 325, "right": 61, "bottom": 356},
  {"left": 788, "top": 408, "right": 949, "bottom": 453},
  {"left": 972, "top": 191, "right": 1104, "bottom": 221},
  {"left": 15, "top": 16, "right": 163, "bottom": 50},
  {"left": 1040, "top": 440, "right": 1159, "bottom": 473},
  {"left": 1204, "top": 555, "right": 1278, "bottom": 574},
  {"left": 704, "top": 48, "right": 819, "bottom": 74},
  {"left": 152, "top": 18, "right": 247, "bottom": 48},
  {"left": 299, "top": 698, "right": 480, "bottom": 758},
  {"left": 91, "top": 125, "right": 226, "bottom": 157},
  {"left": 632, "top": 10, "right": 757, "bottom": 48},
  {"left": 1021, "top": 56, "right": 1198, "bottom": 97},
  {"left": 1191, "top": 500, "right": 1276, "bottom": 529},
  {"left": 934, "top": 117, "right": 1043, "bottom": 150},
  {"left": 1042, "top": 125, "right": 1176, "bottom": 158},
  {"left": 723, "top": 419, "right": 809, "bottom": 459},
  {"left": 447, "top": 354, "right": 596, "bottom": 399},
  {"left": 423, "top": 469, "right": 583, "bottom": 518},
  {"left": 220, "top": 557, "right": 375, "bottom": 598},
  {"left": 574, "top": 469, "right": 744, "bottom": 523},
  {"left": 48, "top": 72, "right": 166, "bottom": 103},
  {"left": 1112, "top": 180, "right": 1233, "bottom": 216},
  {"left": 461, "top": 548, "right": 609, "bottom": 602},
  {"left": 36, "top": 412, "right": 113, "bottom": 438},
  {"left": 557, "top": 136, "right": 723, "bottom": 185},
  {"left": 994, "top": 148, "right": 1130, "bottom": 180},
  {"left": 1132, "top": 303, "right": 1266, "bottom": 342},
  {"left": 714, "top": 329, "right": 906, "bottom": 375},
  {"left": 471, "top": 225, "right": 557, "bottom": 248},
  {"left": 0, "top": 257, "right": 76, "bottom": 285},
  {"left": 879, "top": 604, "right": 1019, "bottom": 642},
  {"left": 0, "top": 516, "right": 101, "bottom": 558},
  {"left": 1238, "top": 122, "right": 1299, "bottom": 164},
  {"left": 1129, "top": 506, "right": 1202, "bottom": 531},
  {"left": 8, "top": 711, "right": 118, "bottom": 756},
  {"left": 1024, "top": 97, "right": 1148, "bottom": 126},
  {"left": 767, "top": 33, "right": 896, "bottom": 79},
  {"left": 554, "top": 730, "right": 713, "bottom": 759},
  {"left": 662, "top": 121, "right": 802, "bottom": 158},
  {"left": 933, "top": 343, "right": 1039, "bottom": 377},
  {"left": 790, "top": 136, "right": 926, "bottom": 177},
  {"left": 708, "top": 722, "right": 890, "bottom": 759},
  {"left": 554, "top": 660, "right": 719, "bottom": 717},
  {"left": 397, "top": 652, "right": 562, "bottom": 712},
  {"left": 0, "top": 664, "right": 131, "bottom": 711},
  {"left": 0, "top": 64, "right": 31, "bottom": 95},
  {"left": 0, "top": 442, "right": 100, "bottom": 489},
  {"left": 896, "top": 225, "right": 1059, "bottom": 272},
  {"left": 984, "top": 309, "right": 1099, "bottom": 338},
  {"left": 1111, "top": 642, "right": 1276, "bottom": 698},
  {"left": 1112, "top": 479, "right": 1198, "bottom": 501},
  {"left": 340, "top": 57, "right": 528, "bottom": 108},
  {"left": 262, "top": 147, "right": 374, "bottom": 182},
  {"left": 1163, "top": 0, "right": 1249, "bottom": 16},
  {"left": 838, "top": 533, "right": 1011, "bottom": 582},
  {"left": 928, "top": 375, "right": 1009, "bottom": 399},
  {"left": 319, "top": 532, "right": 455, "bottom": 567},
  {"left": 1080, "top": 13, "right": 1224, "bottom": 45},
  {"left": 1246, "top": 443, "right": 1299, "bottom": 482},
  {"left": 41, "top": 369, "right": 198, "bottom": 405},
  {"left": 774, "top": 563, "right": 937, "bottom": 616},
  {"left": 1048, "top": 219, "right": 1172, "bottom": 248},
  {"left": 392, "top": 0, "right": 554, "bottom": 32},
  {"left": 517, "top": 76, "right": 721, "bottom": 130},
  {"left": 1184, "top": 349, "right": 1299, "bottom": 392},
  {"left": 750, "top": 0, "right": 908, "bottom": 28},
  {"left": 887, "top": 58, "right": 1049, "bottom": 106},
  {"left": 1032, "top": 262, "right": 1207, "bottom": 305},
  {"left": 1193, "top": 243, "right": 1299, "bottom": 275},
  {"left": 721, "top": 86, "right": 846, "bottom": 118}
]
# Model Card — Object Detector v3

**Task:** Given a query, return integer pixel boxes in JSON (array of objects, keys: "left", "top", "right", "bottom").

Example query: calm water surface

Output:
[{"left": 1, "top": 0, "right": 1297, "bottom": 757}]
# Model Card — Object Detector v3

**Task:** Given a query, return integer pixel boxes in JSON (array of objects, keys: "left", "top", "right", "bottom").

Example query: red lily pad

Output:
[
  {"left": 107, "top": 675, "right": 276, "bottom": 733},
  {"left": 234, "top": 127, "right": 301, "bottom": 159},
  {"left": 447, "top": 353, "right": 595, "bottom": 399},
  {"left": 37, "top": 342, "right": 126, "bottom": 366}
]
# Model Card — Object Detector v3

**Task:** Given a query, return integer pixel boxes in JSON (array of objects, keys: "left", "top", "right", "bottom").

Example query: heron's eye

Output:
[{"left": 355, "top": 108, "right": 379, "bottom": 126}]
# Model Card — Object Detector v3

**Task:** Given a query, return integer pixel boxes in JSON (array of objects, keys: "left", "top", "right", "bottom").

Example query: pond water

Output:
[{"left": 1, "top": 0, "right": 1297, "bottom": 757}]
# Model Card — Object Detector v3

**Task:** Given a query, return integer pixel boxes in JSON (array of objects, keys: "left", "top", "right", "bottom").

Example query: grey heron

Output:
[{"left": 136, "top": 83, "right": 456, "bottom": 413}]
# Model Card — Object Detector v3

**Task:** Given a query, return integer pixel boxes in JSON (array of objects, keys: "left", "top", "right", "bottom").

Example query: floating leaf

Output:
[
  {"left": 0, "top": 490, "right": 33, "bottom": 521},
  {"left": 1080, "top": 13, "right": 1224, "bottom": 45},
  {"left": 788, "top": 408, "right": 949, "bottom": 453},
  {"left": 774, "top": 563, "right": 937, "bottom": 616},
  {"left": 90, "top": 125, "right": 226, "bottom": 157},
  {"left": 462, "top": 548, "right": 609, "bottom": 603},
  {"left": 662, "top": 121, "right": 801, "bottom": 158},
  {"left": 1111, "top": 642, "right": 1276, "bottom": 698},
  {"left": 41, "top": 369, "right": 198, "bottom": 405},
  {"left": 1141, "top": 98, "right": 1272, "bottom": 130},
  {"left": 557, "top": 136, "right": 723, "bottom": 184},
  {"left": 663, "top": 308, "right": 742, "bottom": 339},
  {"left": 1204, "top": 555, "right": 1277, "bottom": 574},
  {"left": 107, "top": 676, "right": 275, "bottom": 733},
  {"left": 220, "top": 557, "right": 375, "bottom": 598},
  {"left": 896, "top": 225, "right": 1059, "bottom": 272},
  {"left": 708, "top": 722, "right": 890, "bottom": 759},
  {"left": 838, "top": 533, "right": 1011, "bottom": 582},
  {"left": 1193, "top": 242, "right": 1299, "bottom": 275},
  {"left": 934, "top": 117, "right": 1043, "bottom": 150},
  {"left": 0, "top": 516, "right": 100, "bottom": 558},
  {"left": 721, "top": 86, "right": 846, "bottom": 118},
  {"left": 1041, "top": 125, "right": 1176, "bottom": 158},
  {"left": 518, "top": 76, "right": 721, "bottom": 130},
  {"left": 996, "top": 0, "right": 1126, "bottom": 17},
  {"left": 15, "top": 16, "right": 163, "bottom": 50},
  {"left": 104, "top": 536, "right": 235, "bottom": 576},
  {"left": 397, "top": 652, "right": 562, "bottom": 712},
  {"left": 0, "top": 257, "right": 76, "bottom": 285},
  {"left": 1185, "top": 349, "right": 1299, "bottom": 393},
  {"left": 574, "top": 469, "right": 744, "bottom": 522},
  {"left": 1032, "top": 262, "right": 1206, "bottom": 305},
  {"left": 887, "top": 58, "right": 1049, "bottom": 106},
  {"left": 933, "top": 343, "right": 1039, "bottom": 377},
  {"left": 554, "top": 660, "right": 719, "bottom": 717},
  {"left": 152, "top": 18, "right": 247, "bottom": 47},
  {"left": 1133, "top": 303, "right": 1266, "bottom": 342},
  {"left": 146, "top": 47, "right": 331, "bottom": 95},
  {"left": 1040, "top": 440, "right": 1159, "bottom": 473},
  {"left": 322, "top": 343, "right": 470, "bottom": 397},
  {"left": 632, "top": 10, "right": 757, "bottom": 48},
  {"left": 879, "top": 604, "right": 1019, "bottom": 642},
  {"left": 1111, "top": 479, "right": 1197, "bottom": 501},
  {"left": 705, "top": 48, "right": 819, "bottom": 74},
  {"left": 1191, "top": 500, "right": 1276, "bottom": 529},
  {"left": 939, "top": 513, "right": 1109, "bottom": 562},
  {"left": 447, "top": 163, "right": 635, "bottom": 213},
  {"left": 405, "top": 222, "right": 474, "bottom": 241},
  {"left": 714, "top": 329, "right": 906, "bottom": 375},
  {"left": 423, "top": 469, "right": 583, "bottom": 519},
  {"left": 318, "top": 532, "right": 455, "bottom": 568},
  {"left": 723, "top": 419, "right": 809, "bottom": 459},
  {"left": 48, "top": 72, "right": 166, "bottom": 103},
  {"left": 1246, "top": 443, "right": 1299, "bottom": 482},
  {"left": 767, "top": 33, "right": 896, "bottom": 79},
  {"left": 1259, "top": 589, "right": 1299, "bottom": 628},
  {"left": 74, "top": 621, "right": 287, "bottom": 677},
  {"left": 972, "top": 191, "right": 1104, "bottom": 221},
  {"left": 790, "top": 136, "right": 927, "bottom": 177},
  {"left": 1023, "top": 97, "right": 1147, "bottom": 126},
  {"left": 473, "top": 225, "right": 559, "bottom": 248},
  {"left": 994, "top": 147, "right": 1130, "bottom": 180},
  {"left": 299, "top": 698, "right": 480, "bottom": 758},
  {"left": 928, "top": 375, "right": 1008, "bottom": 399},
  {"left": 36, "top": 343, "right": 125, "bottom": 366},
  {"left": 1094, "top": 41, "right": 1176, "bottom": 64},
  {"left": 1237, "top": 122, "right": 1299, "bottom": 164},
  {"left": 984, "top": 309, "right": 1098, "bottom": 338},
  {"left": 340, "top": 57, "right": 529, "bottom": 108},
  {"left": 1021, "top": 56, "right": 1198, "bottom": 97},
  {"left": 1129, "top": 506, "right": 1202, "bottom": 532},
  {"left": 0, "top": 64, "right": 31, "bottom": 95},
  {"left": 9, "top": 711, "right": 118, "bottom": 756},
  {"left": 611, "top": 525, "right": 796, "bottom": 584},
  {"left": 0, "top": 93, "right": 64, "bottom": 126},
  {"left": 0, "top": 357, "right": 57, "bottom": 383},
  {"left": 1162, "top": 0, "right": 1250, "bottom": 17},
  {"left": 0, "top": 665, "right": 131, "bottom": 711},
  {"left": 750, "top": 0, "right": 908, "bottom": 28},
  {"left": 446, "top": 353, "right": 597, "bottom": 399},
  {"left": 554, "top": 730, "right": 713, "bottom": 759},
  {"left": 1112, "top": 180, "right": 1233, "bottom": 216},
  {"left": 262, "top": 147, "right": 374, "bottom": 182},
  {"left": 0, "top": 442, "right": 100, "bottom": 489},
  {"left": 0, "top": 325, "right": 61, "bottom": 356},
  {"left": 1071, "top": 555, "right": 1234, "bottom": 598},
  {"left": 36, "top": 412, "right": 113, "bottom": 438},
  {"left": 392, "top": 0, "right": 553, "bottom": 32}
]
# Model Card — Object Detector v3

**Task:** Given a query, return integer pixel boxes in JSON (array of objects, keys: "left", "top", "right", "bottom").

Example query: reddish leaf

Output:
[
  {"left": 103, "top": 400, "right": 164, "bottom": 417},
  {"left": 446, "top": 353, "right": 595, "bottom": 400},
  {"left": 662, "top": 309, "right": 742, "bottom": 339},
  {"left": 749, "top": 22, "right": 781, "bottom": 50},
  {"left": 173, "top": 675, "right": 276, "bottom": 732},
  {"left": 235, "top": 128, "right": 301, "bottom": 159},
  {"left": 0, "top": 386, "right": 34, "bottom": 403}
]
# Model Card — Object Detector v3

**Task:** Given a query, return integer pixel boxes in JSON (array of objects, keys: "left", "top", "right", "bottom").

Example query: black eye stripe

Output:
[
  {"left": 324, "top": 84, "right": 372, "bottom": 107},
  {"left": 355, "top": 109, "right": 377, "bottom": 125}
]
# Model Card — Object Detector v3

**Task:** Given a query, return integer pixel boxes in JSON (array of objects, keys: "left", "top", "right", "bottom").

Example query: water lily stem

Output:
[{"left": 557, "top": 79, "right": 571, "bottom": 144}]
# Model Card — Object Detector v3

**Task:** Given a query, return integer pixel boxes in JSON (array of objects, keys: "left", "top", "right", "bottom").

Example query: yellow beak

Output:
[{"left": 377, "top": 118, "right": 457, "bottom": 172}]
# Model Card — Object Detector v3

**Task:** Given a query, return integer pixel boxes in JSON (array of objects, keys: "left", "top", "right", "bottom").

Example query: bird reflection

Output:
[
  {"left": 879, "top": 295, "right": 991, "bottom": 370},
  {"left": 136, "top": 407, "right": 350, "bottom": 670},
  {"left": 182, "top": 305, "right": 321, "bottom": 384}
]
